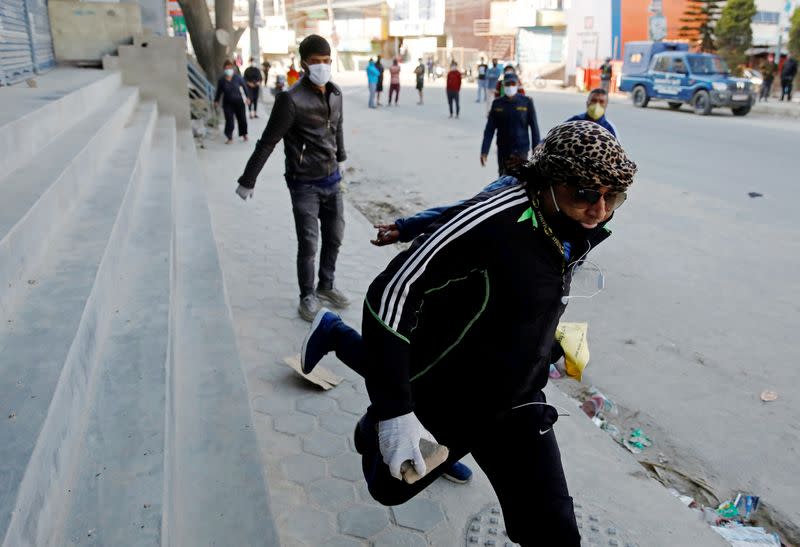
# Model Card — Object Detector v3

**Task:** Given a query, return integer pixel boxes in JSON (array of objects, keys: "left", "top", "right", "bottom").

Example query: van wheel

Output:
[
  {"left": 632, "top": 86, "right": 649, "bottom": 108},
  {"left": 692, "top": 90, "right": 712, "bottom": 115},
  {"left": 667, "top": 101, "right": 682, "bottom": 110},
  {"left": 731, "top": 105, "right": 751, "bottom": 116}
]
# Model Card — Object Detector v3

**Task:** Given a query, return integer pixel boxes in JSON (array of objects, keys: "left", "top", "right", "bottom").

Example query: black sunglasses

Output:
[{"left": 572, "top": 187, "right": 628, "bottom": 211}]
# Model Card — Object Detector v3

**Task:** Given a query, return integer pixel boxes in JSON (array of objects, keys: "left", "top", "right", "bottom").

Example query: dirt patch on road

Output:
[{"left": 343, "top": 167, "right": 430, "bottom": 226}]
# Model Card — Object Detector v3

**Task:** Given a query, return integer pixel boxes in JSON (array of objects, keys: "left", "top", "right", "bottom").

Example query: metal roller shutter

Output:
[
  {"left": 0, "top": 0, "right": 35, "bottom": 85},
  {"left": 28, "top": 0, "right": 55, "bottom": 72},
  {"left": 0, "top": 0, "right": 54, "bottom": 86}
]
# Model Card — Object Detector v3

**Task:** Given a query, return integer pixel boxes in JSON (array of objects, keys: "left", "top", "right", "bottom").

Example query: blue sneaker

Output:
[
  {"left": 301, "top": 307, "right": 339, "bottom": 374},
  {"left": 441, "top": 461, "right": 473, "bottom": 484}
]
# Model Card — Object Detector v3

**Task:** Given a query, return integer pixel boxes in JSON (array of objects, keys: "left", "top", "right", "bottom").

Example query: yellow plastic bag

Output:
[{"left": 555, "top": 322, "right": 590, "bottom": 381}]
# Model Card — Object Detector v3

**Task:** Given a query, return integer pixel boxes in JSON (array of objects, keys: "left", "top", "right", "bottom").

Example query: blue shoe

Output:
[
  {"left": 441, "top": 461, "right": 473, "bottom": 484},
  {"left": 301, "top": 307, "right": 339, "bottom": 374}
]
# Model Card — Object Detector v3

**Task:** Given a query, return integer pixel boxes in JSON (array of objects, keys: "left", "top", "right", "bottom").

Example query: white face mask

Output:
[
  {"left": 224, "top": 68, "right": 234, "bottom": 77},
  {"left": 307, "top": 63, "right": 331, "bottom": 86},
  {"left": 505, "top": 85, "right": 518, "bottom": 97}
]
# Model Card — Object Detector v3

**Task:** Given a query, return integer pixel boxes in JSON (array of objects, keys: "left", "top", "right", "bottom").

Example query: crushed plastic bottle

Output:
[{"left": 581, "top": 387, "right": 619, "bottom": 419}]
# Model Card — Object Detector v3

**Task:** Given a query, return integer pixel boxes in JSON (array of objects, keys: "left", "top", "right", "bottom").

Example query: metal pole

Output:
[
  {"left": 23, "top": 0, "right": 38, "bottom": 73},
  {"left": 326, "top": 0, "right": 339, "bottom": 71},
  {"left": 249, "top": 0, "right": 260, "bottom": 62}
]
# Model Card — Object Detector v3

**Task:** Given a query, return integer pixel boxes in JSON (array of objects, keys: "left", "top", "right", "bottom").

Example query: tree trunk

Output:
[
  {"left": 178, "top": 0, "right": 248, "bottom": 82},
  {"left": 178, "top": 0, "right": 217, "bottom": 80}
]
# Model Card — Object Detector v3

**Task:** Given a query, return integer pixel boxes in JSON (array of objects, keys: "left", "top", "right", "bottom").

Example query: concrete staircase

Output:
[{"left": 0, "top": 70, "right": 278, "bottom": 546}]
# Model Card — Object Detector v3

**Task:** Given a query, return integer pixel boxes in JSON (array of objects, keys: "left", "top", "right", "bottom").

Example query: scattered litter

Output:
[
  {"left": 600, "top": 422, "right": 620, "bottom": 439},
  {"left": 581, "top": 387, "right": 618, "bottom": 419},
  {"left": 26, "top": 78, "right": 37, "bottom": 88},
  {"left": 548, "top": 363, "right": 562, "bottom": 379},
  {"left": 710, "top": 524, "right": 780, "bottom": 546},
  {"left": 283, "top": 355, "right": 343, "bottom": 390},
  {"left": 759, "top": 390, "right": 778, "bottom": 402},
  {"left": 640, "top": 460, "right": 719, "bottom": 504},
  {"left": 734, "top": 494, "right": 760, "bottom": 519},
  {"left": 703, "top": 506, "right": 721, "bottom": 525},
  {"left": 622, "top": 428, "right": 652, "bottom": 454},
  {"left": 717, "top": 500, "right": 740, "bottom": 520},
  {"left": 657, "top": 452, "right": 669, "bottom": 465},
  {"left": 747, "top": 192, "right": 763, "bottom": 198},
  {"left": 667, "top": 487, "right": 696, "bottom": 508}
]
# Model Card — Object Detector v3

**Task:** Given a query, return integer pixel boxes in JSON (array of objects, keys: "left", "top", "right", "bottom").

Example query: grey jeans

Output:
[{"left": 289, "top": 182, "right": 345, "bottom": 298}]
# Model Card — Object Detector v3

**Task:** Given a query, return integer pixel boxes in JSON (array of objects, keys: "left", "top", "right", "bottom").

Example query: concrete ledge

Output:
[
  {"left": 58, "top": 117, "right": 175, "bottom": 545},
  {"left": 0, "top": 87, "right": 139, "bottom": 318},
  {"left": 119, "top": 38, "right": 190, "bottom": 129},
  {"left": 0, "top": 71, "right": 121, "bottom": 176},
  {"left": 1, "top": 104, "right": 158, "bottom": 547},
  {"left": 751, "top": 101, "right": 800, "bottom": 118},
  {"left": 162, "top": 130, "right": 279, "bottom": 546}
]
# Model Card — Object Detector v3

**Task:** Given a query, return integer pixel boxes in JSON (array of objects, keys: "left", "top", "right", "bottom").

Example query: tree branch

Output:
[{"left": 231, "top": 26, "right": 248, "bottom": 54}]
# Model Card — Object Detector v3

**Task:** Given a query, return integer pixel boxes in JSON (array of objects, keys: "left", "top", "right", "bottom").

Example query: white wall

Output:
[{"left": 564, "top": 0, "right": 610, "bottom": 78}]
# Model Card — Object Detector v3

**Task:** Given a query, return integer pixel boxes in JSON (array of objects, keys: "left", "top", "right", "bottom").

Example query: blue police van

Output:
[{"left": 619, "top": 41, "right": 756, "bottom": 116}]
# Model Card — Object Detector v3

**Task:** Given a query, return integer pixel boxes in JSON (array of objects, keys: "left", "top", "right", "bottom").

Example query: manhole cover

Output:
[{"left": 465, "top": 501, "right": 639, "bottom": 547}]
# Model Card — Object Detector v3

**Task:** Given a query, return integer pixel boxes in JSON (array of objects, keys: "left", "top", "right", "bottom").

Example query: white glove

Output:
[
  {"left": 235, "top": 184, "right": 254, "bottom": 200},
  {"left": 378, "top": 412, "right": 438, "bottom": 480}
]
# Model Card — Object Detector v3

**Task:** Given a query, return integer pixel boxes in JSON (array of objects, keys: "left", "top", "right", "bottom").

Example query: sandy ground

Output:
[{"left": 316, "top": 70, "right": 800, "bottom": 543}]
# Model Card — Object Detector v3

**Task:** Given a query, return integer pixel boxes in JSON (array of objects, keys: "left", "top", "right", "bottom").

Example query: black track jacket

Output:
[{"left": 362, "top": 185, "right": 611, "bottom": 427}]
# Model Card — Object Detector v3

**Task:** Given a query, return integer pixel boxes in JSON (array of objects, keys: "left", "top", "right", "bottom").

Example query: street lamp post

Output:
[{"left": 775, "top": 0, "right": 794, "bottom": 64}]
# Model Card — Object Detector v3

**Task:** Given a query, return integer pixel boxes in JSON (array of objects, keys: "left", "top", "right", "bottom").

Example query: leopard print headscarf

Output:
[{"left": 529, "top": 120, "right": 637, "bottom": 192}]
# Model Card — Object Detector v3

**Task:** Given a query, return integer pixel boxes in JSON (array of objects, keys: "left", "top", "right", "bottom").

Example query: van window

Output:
[
  {"left": 671, "top": 58, "right": 688, "bottom": 74},
  {"left": 653, "top": 56, "right": 671, "bottom": 72}
]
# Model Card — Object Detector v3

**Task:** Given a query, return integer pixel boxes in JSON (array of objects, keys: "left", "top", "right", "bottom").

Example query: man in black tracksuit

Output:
[
  {"left": 356, "top": 120, "right": 637, "bottom": 545},
  {"left": 235, "top": 35, "right": 350, "bottom": 321}
]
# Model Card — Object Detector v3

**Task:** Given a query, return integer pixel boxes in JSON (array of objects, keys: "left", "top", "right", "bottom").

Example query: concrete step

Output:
[
  {"left": 0, "top": 86, "right": 140, "bottom": 316},
  {"left": 0, "top": 71, "right": 121, "bottom": 177},
  {"left": 57, "top": 116, "right": 176, "bottom": 546},
  {"left": 162, "top": 129, "right": 279, "bottom": 546},
  {"left": 0, "top": 101, "right": 158, "bottom": 546}
]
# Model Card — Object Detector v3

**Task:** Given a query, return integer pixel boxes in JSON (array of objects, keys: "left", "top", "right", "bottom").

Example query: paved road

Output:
[{"left": 337, "top": 72, "right": 800, "bottom": 540}]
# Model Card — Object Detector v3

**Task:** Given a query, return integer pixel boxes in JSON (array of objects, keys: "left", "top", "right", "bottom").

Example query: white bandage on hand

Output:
[{"left": 378, "top": 412, "right": 438, "bottom": 480}]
